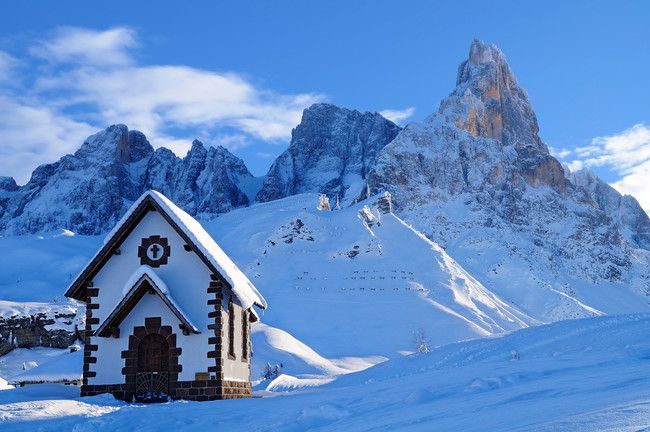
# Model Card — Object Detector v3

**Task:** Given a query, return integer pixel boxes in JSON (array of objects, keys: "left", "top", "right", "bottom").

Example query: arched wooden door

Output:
[{"left": 135, "top": 333, "right": 170, "bottom": 402}]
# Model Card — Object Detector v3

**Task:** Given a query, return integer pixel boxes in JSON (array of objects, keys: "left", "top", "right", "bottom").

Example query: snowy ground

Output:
[
  {"left": 1, "top": 195, "right": 650, "bottom": 429},
  {"left": 0, "top": 194, "right": 545, "bottom": 384},
  {"left": 1, "top": 314, "right": 650, "bottom": 431},
  {"left": 0, "top": 347, "right": 72, "bottom": 381}
]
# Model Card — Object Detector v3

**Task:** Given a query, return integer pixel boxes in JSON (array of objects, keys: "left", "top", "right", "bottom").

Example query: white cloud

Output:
[
  {"left": 0, "top": 27, "right": 324, "bottom": 184},
  {"left": 28, "top": 28, "right": 322, "bottom": 145},
  {"left": 565, "top": 159, "right": 583, "bottom": 172},
  {"left": 210, "top": 134, "right": 249, "bottom": 151},
  {"left": 0, "top": 96, "right": 96, "bottom": 184},
  {"left": 570, "top": 124, "right": 650, "bottom": 212},
  {"left": 379, "top": 107, "right": 415, "bottom": 124},
  {"left": 0, "top": 51, "right": 19, "bottom": 80},
  {"left": 548, "top": 146, "right": 573, "bottom": 159},
  {"left": 31, "top": 27, "right": 137, "bottom": 66}
]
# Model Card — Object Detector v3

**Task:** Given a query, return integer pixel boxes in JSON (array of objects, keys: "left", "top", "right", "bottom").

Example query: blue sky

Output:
[{"left": 0, "top": 1, "right": 649, "bottom": 208}]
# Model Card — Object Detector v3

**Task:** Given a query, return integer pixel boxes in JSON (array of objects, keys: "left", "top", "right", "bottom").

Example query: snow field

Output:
[{"left": 0, "top": 314, "right": 649, "bottom": 431}]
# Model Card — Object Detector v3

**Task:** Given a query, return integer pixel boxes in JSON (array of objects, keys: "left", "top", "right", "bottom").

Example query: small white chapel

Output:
[{"left": 65, "top": 190, "right": 266, "bottom": 402}]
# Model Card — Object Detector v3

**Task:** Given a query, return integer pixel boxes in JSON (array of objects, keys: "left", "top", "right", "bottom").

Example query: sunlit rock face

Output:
[
  {"left": 368, "top": 39, "right": 572, "bottom": 204},
  {"left": 367, "top": 39, "right": 649, "bottom": 306}
]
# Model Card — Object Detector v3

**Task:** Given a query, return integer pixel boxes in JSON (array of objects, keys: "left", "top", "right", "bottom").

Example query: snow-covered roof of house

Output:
[
  {"left": 96, "top": 265, "right": 200, "bottom": 337},
  {"left": 65, "top": 190, "right": 266, "bottom": 312},
  {"left": 9, "top": 350, "right": 82, "bottom": 385}
]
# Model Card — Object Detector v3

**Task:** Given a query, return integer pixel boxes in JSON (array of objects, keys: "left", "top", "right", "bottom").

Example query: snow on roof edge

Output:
[
  {"left": 122, "top": 265, "right": 168, "bottom": 296},
  {"left": 94, "top": 190, "right": 266, "bottom": 311},
  {"left": 149, "top": 191, "right": 266, "bottom": 310}
]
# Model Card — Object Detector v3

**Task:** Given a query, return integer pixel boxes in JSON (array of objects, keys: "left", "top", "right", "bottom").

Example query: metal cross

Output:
[{"left": 149, "top": 244, "right": 161, "bottom": 259}]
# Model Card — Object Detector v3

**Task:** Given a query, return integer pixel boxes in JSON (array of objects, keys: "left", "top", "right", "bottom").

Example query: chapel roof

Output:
[{"left": 64, "top": 190, "right": 267, "bottom": 311}]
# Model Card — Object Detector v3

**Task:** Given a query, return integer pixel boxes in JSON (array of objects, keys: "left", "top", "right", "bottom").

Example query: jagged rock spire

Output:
[
  {"left": 0, "top": 127, "right": 255, "bottom": 234},
  {"left": 435, "top": 39, "right": 545, "bottom": 152}
]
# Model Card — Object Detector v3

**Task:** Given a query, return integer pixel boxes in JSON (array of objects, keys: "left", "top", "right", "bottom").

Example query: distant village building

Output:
[{"left": 65, "top": 190, "right": 267, "bottom": 402}]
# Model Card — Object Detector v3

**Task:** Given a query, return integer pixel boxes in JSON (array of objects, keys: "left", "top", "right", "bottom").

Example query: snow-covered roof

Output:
[
  {"left": 65, "top": 190, "right": 266, "bottom": 311},
  {"left": 96, "top": 265, "right": 200, "bottom": 337},
  {"left": 122, "top": 265, "right": 169, "bottom": 296},
  {"left": 9, "top": 350, "right": 82, "bottom": 385}
]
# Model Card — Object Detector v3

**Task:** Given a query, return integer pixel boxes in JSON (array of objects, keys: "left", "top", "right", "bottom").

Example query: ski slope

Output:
[
  {"left": 205, "top": 194, "right": 537, "bottom": 361},
  {"left": 1, "top": 193, "right": 648, "bottom": 389}
]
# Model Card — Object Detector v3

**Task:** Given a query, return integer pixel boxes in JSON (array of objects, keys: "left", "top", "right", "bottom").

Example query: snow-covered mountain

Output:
[
  {"left": 206, "top": 194, "right": 539, "bottom": 359},
  {"left": 144, "top": 139, "right": 259, "bottom": 214},
  {"left": 0, "top": 38, "right": 649, "bottom": 354},
  {"left": 0, "top": 125, "right": 256, "bottom": 235},
  {"left": 256, "top": 103, "right": 401, "bottom": 204},
  {"left": 365, "top": 39, "right": 650, "bottom": 321}
]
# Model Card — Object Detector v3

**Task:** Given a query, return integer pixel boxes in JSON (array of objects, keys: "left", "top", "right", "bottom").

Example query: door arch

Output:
[{"left": 135, "top": 333, "right": 170, "bottom": 402}]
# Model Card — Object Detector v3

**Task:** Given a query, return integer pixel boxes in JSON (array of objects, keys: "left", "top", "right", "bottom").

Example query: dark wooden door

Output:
[
  {"left": 138, "top": 334, "right": 169, "bottom": 372},
  {"left": 136, "top": 333, "right": 170, "bottom": 401}
]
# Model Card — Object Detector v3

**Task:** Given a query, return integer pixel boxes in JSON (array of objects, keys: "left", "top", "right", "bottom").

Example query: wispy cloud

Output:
[
  {"left": 0, "top": 26, "right": 324, "bottom": 184},
  {"left": 548, "top": 146, "right": 573, "bottom": 159},
  {"left": 0, "top": 51, "right": 19, "bottom": 80},
  {"left": 567, "top": 124, "right": 650, "bottom": 212},
  {"left": 0, "top": 96, "right": 96, "bottom": 183},
  {"left": 30, "top": 27, "right": 137, "bottom": 66},
  {"left": 379, "top": 107, "right": 415, "bottom": 124}
]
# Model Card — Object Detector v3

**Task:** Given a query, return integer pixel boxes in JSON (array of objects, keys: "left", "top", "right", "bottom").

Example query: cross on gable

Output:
[
  {"left": 138, "top": 235, "right": 170, "bottom": 267},
  {"left": 149, "top": 244, "right": 161, "bottom": 259}
]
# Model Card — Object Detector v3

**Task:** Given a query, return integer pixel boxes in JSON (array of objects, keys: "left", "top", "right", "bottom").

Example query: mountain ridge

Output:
[
  {"left": 1, "top": 40, "right": 648, "bottom": 238},
  {"left": 0, "top": 125, "right": 257, "bottom": 234},
  {"left": 0, "top": 39, "right": 649, "bottom": 367}
]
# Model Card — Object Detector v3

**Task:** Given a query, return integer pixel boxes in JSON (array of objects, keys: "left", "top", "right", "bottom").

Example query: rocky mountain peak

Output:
[
  {"left": 459, "top": 39, "right": 510, "bottom": 81},
  {"left": 190, "top": 139, "right": 206, "bottom": 152},
  {"left": 568, "top": 168, "right": 650, "bottom": 248},
  {"left": 366, "top": 40, "right": 648, "bottom": 304},
  {"left": 436, "top": 40, "right": 544, "bottom": 153},
  {"left": 75, "top": 124, "right": 153, "bottom": 164},
  {"left": 0, "top": 126, "right": 256, "bottom": 234},
  {"left": 0, "top": 176, "right": 18, "bottom": 192},
  {"left": 256, "top": 103, "right": 401, "bottom": 204}
]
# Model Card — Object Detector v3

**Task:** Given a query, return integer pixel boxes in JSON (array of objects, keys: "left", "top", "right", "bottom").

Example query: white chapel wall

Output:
[{"left": 89, "top": 209, "right": 215, "bottom": 385}]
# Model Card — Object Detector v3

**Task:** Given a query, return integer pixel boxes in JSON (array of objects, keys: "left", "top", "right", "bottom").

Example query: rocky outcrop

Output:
[
  {"left": 568, "top": 168, "right": 650, "bottom": 249},
  {"left": 0, "top": 127, "right": 256, "bottom": 234},
  {"left": 0, "top": 125, "right": 150, "bottom": 235},
  {"left": 0, "top": 177, "right": 18, "bottom": 192},
  {"left": 0, "top": 303, "right": 83, "bottom": 355},
  {"left": 256, "top": 103, "right": 401, "bottom": 204},
  {"left": 145, "top": 140, "right": 257, "bottom": 215},
  {"left": 451, "top": 39, "right": 544, "bottom": 150}
]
